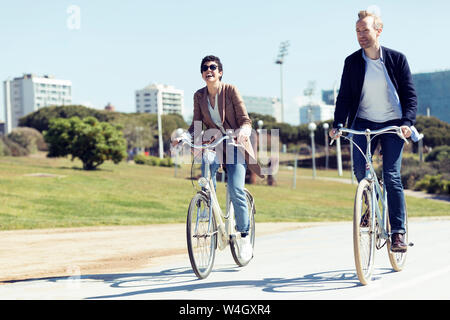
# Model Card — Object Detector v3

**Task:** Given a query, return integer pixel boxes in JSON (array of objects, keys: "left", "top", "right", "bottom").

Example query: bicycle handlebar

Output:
[
  {"left": 330, "top": 125, "right": 409, "bottom": 146},
  {"left": 177, "top": 135, "right": 243, "bottom": 149}
]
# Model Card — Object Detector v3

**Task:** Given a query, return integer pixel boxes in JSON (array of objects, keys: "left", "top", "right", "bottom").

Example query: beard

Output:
[{"left": 358, "top": 38, "right": 373, "bottom": 49}]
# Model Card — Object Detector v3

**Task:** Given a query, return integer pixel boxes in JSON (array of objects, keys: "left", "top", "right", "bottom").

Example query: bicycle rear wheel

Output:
[
  {"left": 230, "top": 189, "right": 256, "bottom": 267},
  {"left": 387, "top": 210, "right": 408, "bottom": 271},
  {"left": 186, "top": 192, "right": 217, "bottom": 279},
  {"left": 353, "top": 179, "right": 376, "bottom": 285}
]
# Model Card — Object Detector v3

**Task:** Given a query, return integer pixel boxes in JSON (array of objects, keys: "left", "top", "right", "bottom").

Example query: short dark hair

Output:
[{"left": 200, "top": 55, "right": 223, "bottom": 80}]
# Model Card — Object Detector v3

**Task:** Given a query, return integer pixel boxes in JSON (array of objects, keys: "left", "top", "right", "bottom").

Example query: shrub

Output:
[
  {"left": 430, "top": 158, "right": 450, "bottom": 180},
  {"left": 7, "top": 127, "right": 47, "bottom": 154},
  {"left": 0, "top": 136, "right": 28, "bottom": 156},
  {"left": 414, "top": 174, "right": 450, "bottom": 195},
  {"left": 401, "top": 163, "right": 437, "bottom": 190},
  {"left": 133, "top": 154, "right": 148, "bottom": 165},
  {"left": 133, "top": 154, "right": 174, "bottom": 167},
  {"left": 425, "top": 145, "right": 450, "bottom": 162}
]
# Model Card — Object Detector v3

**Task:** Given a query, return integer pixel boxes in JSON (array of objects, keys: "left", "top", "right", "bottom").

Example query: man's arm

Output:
[
  {"left": 332, "top": 57, "right": 353, "bottom": 128},
  {"left": 397, "top": 55, "right": 418, "bottom": 127}
]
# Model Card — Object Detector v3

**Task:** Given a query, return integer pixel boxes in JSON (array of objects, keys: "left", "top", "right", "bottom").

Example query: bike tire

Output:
[
  {"left": 186, "top": 192, "right": 217, "bottom": 279},
  {"left": 387, "top": 209, "right": 408, "bottom": 271},
  {"left": 230, "top": 189, "right": 256, "bottom": 267},
  {"left": 353, "top": 178, "right": 376, "bottom": 285}
]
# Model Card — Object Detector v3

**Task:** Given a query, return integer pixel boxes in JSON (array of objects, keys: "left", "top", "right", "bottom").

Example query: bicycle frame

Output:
[
  {"left": 334, "top": 126, "right": 409, "bottom": 241},
  {"left": 182, "top": 135, "right": 240, "bottom": 250},
  {"left": 201, "top": 148, "right": 234, "bottom": 250}
]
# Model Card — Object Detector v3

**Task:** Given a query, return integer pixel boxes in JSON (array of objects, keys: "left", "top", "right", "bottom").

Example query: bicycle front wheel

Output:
[
  {"left": 230, "top": 189, "right": 256, "bottom": 267},
  {"left": 353, "top": 179, "right": 376, "bottom": 285},
  {"left": 186, "top": 192, "right": 217, "bottom": 279}
]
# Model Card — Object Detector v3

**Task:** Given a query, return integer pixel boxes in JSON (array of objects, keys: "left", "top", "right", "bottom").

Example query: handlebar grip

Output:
[
  {"left": 397, "top": 129, "right": 409, "bottom": 145},
  {"left": 329, "top": 124, "right": 343, "bottom": 145}
]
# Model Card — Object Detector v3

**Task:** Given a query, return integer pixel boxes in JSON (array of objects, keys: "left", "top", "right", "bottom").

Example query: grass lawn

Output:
[{"left": 0, "top": 155, "right": 448, "bottom": 230}]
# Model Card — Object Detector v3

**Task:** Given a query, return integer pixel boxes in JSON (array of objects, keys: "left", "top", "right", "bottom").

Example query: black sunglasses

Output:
[{"left": 201, "top": 64, "right": 218, "bottom": 72}]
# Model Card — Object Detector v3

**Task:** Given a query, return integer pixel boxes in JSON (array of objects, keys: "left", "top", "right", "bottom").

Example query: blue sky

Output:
[{"left": 1, "top": 0, "right": 449, "bottom": 125}]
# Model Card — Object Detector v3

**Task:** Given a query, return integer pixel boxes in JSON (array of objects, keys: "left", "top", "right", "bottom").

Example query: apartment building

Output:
[
  {"left": 3, "top": 74, "right": 72, "bottom": 133},
  {"left": 242, "top": 96, "right": 282, "bottom": 122},
  {"left": 135, "top": 83, "right": 183, "bottom": 115}
]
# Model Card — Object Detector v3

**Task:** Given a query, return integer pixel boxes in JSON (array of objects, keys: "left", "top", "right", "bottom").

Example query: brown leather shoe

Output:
[{"left": 391, "top": 233, "right": 407, "bottom": 253}]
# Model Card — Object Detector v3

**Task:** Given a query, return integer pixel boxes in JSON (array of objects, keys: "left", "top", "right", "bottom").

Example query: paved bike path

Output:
[{"left": 1, "top": 218, "right": 449, "bottom": 300}]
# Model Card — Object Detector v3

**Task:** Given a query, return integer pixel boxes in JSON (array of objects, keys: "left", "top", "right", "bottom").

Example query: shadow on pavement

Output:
[
  {"left": 2, "top": 264, "right": 395, "bottom": 299},
  {"left": 73, "top": 266, "right": 395, "bottom": 299}
]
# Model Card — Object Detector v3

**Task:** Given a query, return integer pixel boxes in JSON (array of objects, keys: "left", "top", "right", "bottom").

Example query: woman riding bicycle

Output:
[
  {"left": 329, "top": 11, "right": 418, "bottom": 252},
  {"left": 177, "top": 55, "right": 263, "bottom": 261}
]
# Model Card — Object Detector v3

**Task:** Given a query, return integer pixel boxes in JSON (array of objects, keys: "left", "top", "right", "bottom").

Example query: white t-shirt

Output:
[
  {"left": 357, "top": 49, "right": 402, "bottom": 122},
  {"left": 208, "top": 93, "right": 226, "bottom": 134}
]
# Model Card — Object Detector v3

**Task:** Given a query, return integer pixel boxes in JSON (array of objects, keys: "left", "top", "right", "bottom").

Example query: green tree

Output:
[
  {"left": 44, "top": 116, "right": 127, "bottom": 170},
  {"left": 19, "top": 105, "right": 118, "bottom": 132}
]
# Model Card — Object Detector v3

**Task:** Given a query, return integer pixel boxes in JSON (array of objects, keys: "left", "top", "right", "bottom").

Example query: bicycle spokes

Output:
[
  {"left": 187, "top": 193, "right": 216, "bottom": 279},
  {"left": 354, "top": 179, "right": 376, "bottom": 285}
]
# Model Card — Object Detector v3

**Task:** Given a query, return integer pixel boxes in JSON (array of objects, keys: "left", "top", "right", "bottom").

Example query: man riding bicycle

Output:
[{"left": 329, "top": 10, "right": 418, "bottom": 252}]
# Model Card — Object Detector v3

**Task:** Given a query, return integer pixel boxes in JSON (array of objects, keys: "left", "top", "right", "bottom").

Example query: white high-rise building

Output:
[
  {"left": 242, "top": 96, "right": 282, "bottom": 122},
  {"left": 3, "top": 74, "right": 72, "bottom": 134},
  {"left": 135, "top": 83, "right": 183, "bottom": 115}
]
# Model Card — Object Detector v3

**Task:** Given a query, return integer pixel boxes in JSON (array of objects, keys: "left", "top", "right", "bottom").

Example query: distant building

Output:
[
  {"left": 321, "top": 88, "right": 339, "bottom": 106},
  {"left": 412, "top": 70, "right": 450, "bottom": 123},
  {"left": 243, "top": 96, "right": 282, "bottom": 122},
  {"left": 3, "top": 74, "right": 72, "bottom": 134},
  {"left": 299, "top": 103, "right": 335, "bottom": 124},
  {"left": 135, "top": 83, "right": 183, "bottom": 115},
  {"left": 104, "top": 102, "right": 115, "bottom": 112}
]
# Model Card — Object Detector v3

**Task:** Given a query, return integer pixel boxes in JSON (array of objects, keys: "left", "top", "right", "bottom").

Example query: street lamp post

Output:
[
  {"left": 336, "top": 135, "right": 343, "bottom": 177},
  {"left": 136, "top": 126, "right": 143, "bottom": 154},
  {"left": 308, "top": 122, "right": 317, "bottom": 179},
  {"left": 157, "top": 103, "right": 164, "bottom": 159},
  {"left": 323, "top": 122, "right": 329, "bottom": 170},
  {"left": 275, "top": 41, "right": 289, "bottom": 123},
  {"left": 257, "top": 119, "right": 264, "bottom": 158}
]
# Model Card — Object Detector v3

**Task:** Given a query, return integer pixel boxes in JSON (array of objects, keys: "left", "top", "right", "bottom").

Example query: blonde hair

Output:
[{"left": 358, "top": 10, "right": 383, "bottom": 30}]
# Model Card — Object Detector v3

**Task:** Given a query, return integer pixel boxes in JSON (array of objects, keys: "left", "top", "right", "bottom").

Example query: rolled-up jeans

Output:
[
  {"left": 352, "top": 118, "right": 406, "bottom": 234},
  {"left": 201, "top": 146, "right": 249, "bottom": 235}
]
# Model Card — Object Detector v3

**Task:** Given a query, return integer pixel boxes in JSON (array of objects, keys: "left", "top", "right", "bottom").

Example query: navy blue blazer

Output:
[{"left": 333, "top": 46, "right": 418, "bottom": 128}]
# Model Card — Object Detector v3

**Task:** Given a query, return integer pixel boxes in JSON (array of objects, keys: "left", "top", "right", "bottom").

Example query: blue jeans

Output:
[
  {"left": 201, "top": 146, "right": 249, "bottom": 234},
  {"left": 352, "top": 118, "right": 406, "bottom": 234}
]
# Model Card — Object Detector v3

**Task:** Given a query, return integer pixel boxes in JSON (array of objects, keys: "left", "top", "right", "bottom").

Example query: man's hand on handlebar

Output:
[
  {"left": 400, "top": 125, "right": 412, "bottom": 139},
  {"left": 329, "top": 128, "right": 342, "bottom": 140}
]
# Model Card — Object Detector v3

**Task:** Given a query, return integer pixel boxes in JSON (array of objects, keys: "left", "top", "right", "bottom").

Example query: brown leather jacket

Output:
[{"left": 188, "top": 82, "right": 263, "bottom": 178}]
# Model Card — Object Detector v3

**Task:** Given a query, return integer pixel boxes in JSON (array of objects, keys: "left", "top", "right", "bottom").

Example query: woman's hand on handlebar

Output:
[
  {"left": 171, "top": 131, "right": 191, "bottom": 147},
  {"left": 236, "top": 125, "right": 251, "bottom": 145}
]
